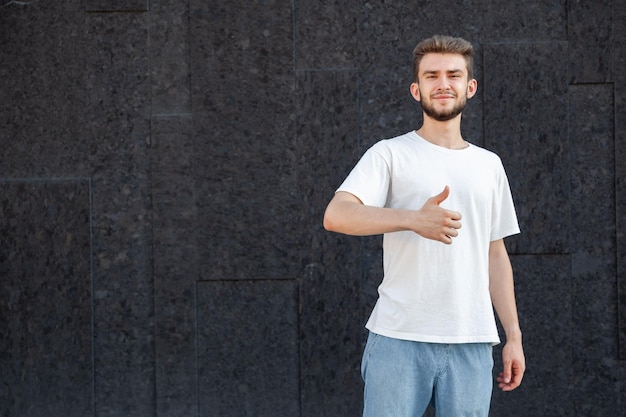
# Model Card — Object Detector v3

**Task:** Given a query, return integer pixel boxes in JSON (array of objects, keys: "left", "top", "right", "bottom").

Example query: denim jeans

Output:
[{"left": 361, "top": 332, "right": 493, "bottom": 417}]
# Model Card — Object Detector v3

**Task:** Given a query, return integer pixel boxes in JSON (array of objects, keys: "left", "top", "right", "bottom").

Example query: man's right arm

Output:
[{"left": 323, "top": 187, "right": 462, "bottom": 244}]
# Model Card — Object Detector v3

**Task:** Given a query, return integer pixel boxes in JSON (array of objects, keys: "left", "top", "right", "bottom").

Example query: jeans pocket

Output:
[{"left": 361, "top": 332, "right": 381, "bottom": 380}]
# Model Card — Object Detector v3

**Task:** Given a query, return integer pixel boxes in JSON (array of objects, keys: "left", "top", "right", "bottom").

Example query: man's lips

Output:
[{"left": 432, "top": 94, "right": 455, "bottom": 100}]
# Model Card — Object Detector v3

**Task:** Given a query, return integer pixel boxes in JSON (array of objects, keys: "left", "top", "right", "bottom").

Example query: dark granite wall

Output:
[{"left": 1, "top": 1, "right": 624, "bottom": 416}]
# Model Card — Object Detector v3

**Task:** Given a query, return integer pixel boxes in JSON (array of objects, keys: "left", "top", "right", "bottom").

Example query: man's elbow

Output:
[
  {"left": 323, "top": 192, "right": 361, "bottom": 234},
  {"left": 323, "top": 199, "right": 351, "bottom": 233},
  {"left": 323, "top": 207, "right": 339, "bottom": 232}
]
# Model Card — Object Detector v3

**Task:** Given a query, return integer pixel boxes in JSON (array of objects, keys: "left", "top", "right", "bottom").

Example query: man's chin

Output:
[
  {"left": 423, "top": 110, "right": 463, "bottom": 122},
  {"left": 422, "top": 103, "right": 466, "bottom": 122}
]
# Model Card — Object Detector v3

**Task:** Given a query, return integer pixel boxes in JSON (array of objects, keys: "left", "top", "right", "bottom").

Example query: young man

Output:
[{"left": 323, "top": 35, "right": 525, "bottom": 416}]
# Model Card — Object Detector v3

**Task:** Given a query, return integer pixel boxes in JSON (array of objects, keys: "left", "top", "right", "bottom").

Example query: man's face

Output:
[{"left": 411, "top": 53, "right": 476, "bottom": 122}]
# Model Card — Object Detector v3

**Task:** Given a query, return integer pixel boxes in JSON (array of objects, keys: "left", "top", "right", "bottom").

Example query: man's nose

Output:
[{"left": 437, "top": 77, "right": 451, "bottom": 90}]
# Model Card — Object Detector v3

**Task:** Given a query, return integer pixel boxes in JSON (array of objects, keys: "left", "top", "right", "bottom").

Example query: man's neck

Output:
[{"left": 416, "top": 116, "right": 467, "bottom": 150}]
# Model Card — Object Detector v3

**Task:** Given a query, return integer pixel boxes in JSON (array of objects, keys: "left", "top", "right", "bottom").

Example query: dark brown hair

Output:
[{"left": 412, "top": 35, "right": 474, "bottom": 81}]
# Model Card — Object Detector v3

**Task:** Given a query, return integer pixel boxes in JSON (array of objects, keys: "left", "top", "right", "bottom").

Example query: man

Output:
[{"left": 323, "top": 35, "right": 525, "bottom": 416}]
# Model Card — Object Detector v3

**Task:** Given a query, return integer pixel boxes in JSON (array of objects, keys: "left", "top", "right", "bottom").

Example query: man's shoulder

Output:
[
  {"left": 467, "top": 142, "right": 504, "bottom": 164},
  {"left": 374, "top": 131, "right": 415, "bottom": 145},
  {"left": 371, "top": 131, "right": 420, "bottom": 150},
  {"left": 363, "top": 131, "right": 416, "bottom": 157}
]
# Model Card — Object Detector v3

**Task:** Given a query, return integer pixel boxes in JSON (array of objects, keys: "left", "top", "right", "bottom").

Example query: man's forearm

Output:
[
  {"left": 323, "top": 189, "right": 463, "bottom": 243},
  {"left": 323, "top": 193, "right": 414, "bottom": 236},
  {"left": 488, "top": 239, "right": 521, "bottom": 338}
]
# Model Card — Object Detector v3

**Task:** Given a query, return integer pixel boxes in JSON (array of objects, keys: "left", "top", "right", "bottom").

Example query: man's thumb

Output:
[
  {"left": 430, "top": 186, "right": 450, "bottom": 206},
  {"left": 502, "top": 360, "right": 512, "bottom": 383}
]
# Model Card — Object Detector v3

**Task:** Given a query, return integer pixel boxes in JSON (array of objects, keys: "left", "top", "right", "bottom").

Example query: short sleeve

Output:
[
  {"left": 336, "top": 143, "right": 391, "bottom": 208},
  {"left": 490, "top": 160, "right": 520, "bottom": 241}
]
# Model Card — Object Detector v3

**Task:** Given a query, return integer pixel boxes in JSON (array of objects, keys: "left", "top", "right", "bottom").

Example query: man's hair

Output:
[{"left": 412, "top": 35, "right": 474, "bottom": 81}]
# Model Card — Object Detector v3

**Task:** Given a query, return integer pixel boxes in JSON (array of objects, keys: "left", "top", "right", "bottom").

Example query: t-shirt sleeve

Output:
[
  {"left": 336, "top": 143, "right": 391, "bottom": 208},
  {"left": 490, "top": 159, "right": 520, "bottom": 241}
]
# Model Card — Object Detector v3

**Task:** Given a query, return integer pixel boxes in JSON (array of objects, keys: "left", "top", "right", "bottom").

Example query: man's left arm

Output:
[{"left": 489, "top": 238, "right": 526, "bottom": 391}]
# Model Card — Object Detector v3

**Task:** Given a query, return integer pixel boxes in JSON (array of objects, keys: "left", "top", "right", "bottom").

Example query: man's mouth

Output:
[{"left": 433, "top": 94, "right": 455, "bottom": 100}]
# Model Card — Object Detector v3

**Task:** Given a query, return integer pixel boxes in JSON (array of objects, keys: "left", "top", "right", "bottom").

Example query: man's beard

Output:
[{"left": 420, "top": 90, "right": 467, "bottom": 122}]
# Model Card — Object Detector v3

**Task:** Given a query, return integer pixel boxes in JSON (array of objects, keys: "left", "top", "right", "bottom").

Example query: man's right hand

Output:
[{"left": 415, "top": 186, "right": 462, "bottom": 244}]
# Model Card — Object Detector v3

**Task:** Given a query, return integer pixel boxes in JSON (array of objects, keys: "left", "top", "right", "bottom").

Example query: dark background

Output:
[{"left": 1, "top": 1, "right": 625, "bottom": 416}]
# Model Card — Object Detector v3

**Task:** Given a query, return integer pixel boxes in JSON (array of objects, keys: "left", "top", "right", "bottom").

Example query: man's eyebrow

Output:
[{"left": 421, "top": 68, "right": 464, "bottom": 75}]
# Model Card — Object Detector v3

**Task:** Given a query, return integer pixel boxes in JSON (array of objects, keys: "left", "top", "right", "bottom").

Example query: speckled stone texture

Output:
[
  {"left": 85, "top": 13, "right": 155, "bottom": 417},
  {"left": 85, "top": 0, "right": 149, "bottom": 12},
  {"left": 0, "top": 180, "right": 92, "bottom": 417},
  {"left": 151, "top": 115, "right": 198, "bottom": 415},
  {"left": 2, "top": 1, "right": 626, "bottom": 416},
  {"left": 190, "top": 0, "right": 299, "bottom": 282},
  {"left": 569, "top": 84, "right": 618, "bottom": 415},
  {"left": 483, "top": 41, "right": 570, "bottom": 254},
  {"left": 617, "top": 4, "right": 626, "bottom": 362},
  {"left": 492, "top": 254, "right": 573, "bottom": 416},
  {"left": 1, "top": 3, "right": 155, "bottom": 416},
  {"left": 296, "top": 69, "right": 363, "bottom": 416},
  {"left": 196, "top": 280, "right": 299, "bottom": 416},
  {"left": 568, "top": 0, "right": 613, "bottom": 83},
  {"left": 617, "top": 9, "right": 626, "bottom": 404}
]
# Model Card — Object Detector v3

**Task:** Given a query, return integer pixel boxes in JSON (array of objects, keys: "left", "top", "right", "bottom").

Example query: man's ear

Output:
[
  {"left": 467, "top": 79, "right": 478, "bottom": 99},
  {"left": 410, "top": 82, "right": 421, "bottom": 102}
]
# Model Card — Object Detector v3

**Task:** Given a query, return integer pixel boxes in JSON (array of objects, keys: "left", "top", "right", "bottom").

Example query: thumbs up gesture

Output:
[{"left": 416, "top": 186, "right": 462, "bottom": 244}]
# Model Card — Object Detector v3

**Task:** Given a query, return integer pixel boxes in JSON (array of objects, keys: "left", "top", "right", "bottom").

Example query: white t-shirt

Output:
[{"left": 337, "top": 131, "right": 520, "bottom": 344}]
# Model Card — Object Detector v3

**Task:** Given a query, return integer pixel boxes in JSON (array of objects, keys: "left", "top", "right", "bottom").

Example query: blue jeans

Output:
[{"left": 361, "top": 332, "right": 493, "bottom": 417}]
